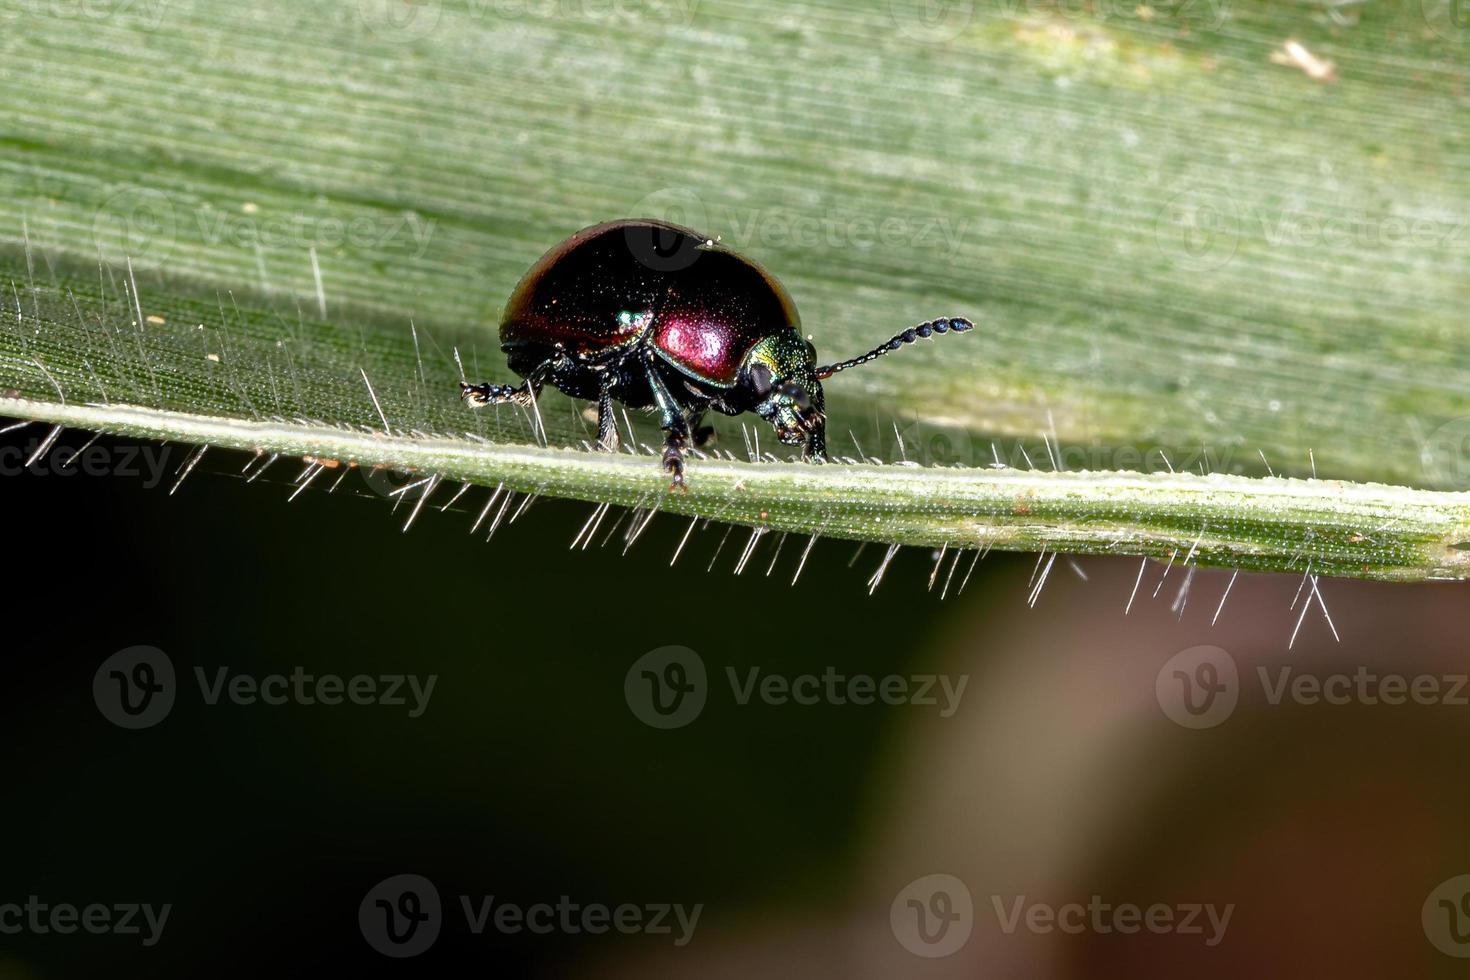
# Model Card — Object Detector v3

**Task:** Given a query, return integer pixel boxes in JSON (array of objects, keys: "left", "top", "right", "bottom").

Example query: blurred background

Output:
[
  {"left": 5, "top": 0, "right": 1470, "bottom": 976},
  {"left": 4, "top": 427, "right": 1470, "bottom": 977}
]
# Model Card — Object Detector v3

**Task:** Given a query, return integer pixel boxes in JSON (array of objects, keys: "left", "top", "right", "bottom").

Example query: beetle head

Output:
[{"left": 740, "top": 331, "right": 825, "bottom": 447}]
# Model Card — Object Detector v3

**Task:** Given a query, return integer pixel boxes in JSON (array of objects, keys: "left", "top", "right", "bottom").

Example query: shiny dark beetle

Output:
[{"left": 460, "top": 219, "right": 973, "bottom": 487}]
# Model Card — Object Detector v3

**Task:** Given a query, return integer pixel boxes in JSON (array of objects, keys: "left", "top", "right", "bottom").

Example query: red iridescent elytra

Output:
[{"left": 500, "top": 220, "right": 800, "bottom": 387}]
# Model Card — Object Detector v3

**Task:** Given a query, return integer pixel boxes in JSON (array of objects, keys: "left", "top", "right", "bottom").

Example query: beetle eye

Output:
[{"left": 748, "top": 363, "right": 774, "bottom": 397}]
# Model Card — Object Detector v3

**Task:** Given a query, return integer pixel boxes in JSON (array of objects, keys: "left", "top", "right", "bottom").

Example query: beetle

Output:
[{"left": 460, "top": 219, "right": 973, "bottom": 487}]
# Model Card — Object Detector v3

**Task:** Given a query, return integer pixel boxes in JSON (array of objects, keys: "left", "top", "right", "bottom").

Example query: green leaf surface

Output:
[{"left": 4, "top": 0, "right": 1470, "bottom": 580}]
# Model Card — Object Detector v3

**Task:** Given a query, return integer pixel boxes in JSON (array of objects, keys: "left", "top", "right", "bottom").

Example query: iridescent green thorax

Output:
[{"left": 745, "top": 329, "right": 818, "bottom": 391}]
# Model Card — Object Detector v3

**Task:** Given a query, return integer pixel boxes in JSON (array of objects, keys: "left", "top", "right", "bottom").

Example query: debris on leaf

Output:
[{"left": 1272, "top": 39, "right": 1336, "bottom": 82}]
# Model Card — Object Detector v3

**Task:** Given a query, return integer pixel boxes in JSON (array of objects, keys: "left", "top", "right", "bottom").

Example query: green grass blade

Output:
[{"left": 3, "top": 0, "right": 1470, "bottom": 580}]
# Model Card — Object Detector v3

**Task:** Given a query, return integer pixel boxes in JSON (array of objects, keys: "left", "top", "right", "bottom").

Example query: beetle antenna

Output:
[{"left": 814, "top": 317, "right": 974, "bottom": 380}]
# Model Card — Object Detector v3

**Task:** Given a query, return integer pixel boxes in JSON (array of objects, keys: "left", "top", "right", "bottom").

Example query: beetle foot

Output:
[
  {"left": 663, "top": 441, "right": 689, "bottom": 492},
  {"left": 460, "top": 381, "right": 528, "bottom": 406},
  {"left": 692, "top": 424, "right": 716, "bottom": 449}
]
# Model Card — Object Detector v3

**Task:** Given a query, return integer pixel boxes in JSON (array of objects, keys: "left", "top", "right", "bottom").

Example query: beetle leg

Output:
[
  {"left": 706, "top": 397, "right": 742, "bottom": 417},
  {"left": 595, "top": 379, "right": 618, "bottom": 452},
  {"left": 805, "top": 424, "right": 828, "bottom": 463},
  {"left": 645, "top": 363, "right": 692, "bottom": 491},
  {"left": 805, "top": 389, "right": 828, "bottom": 463},
  {"left": 462, "top": 348, "right": 574, "bottom": 408},
  {"left": 661, "top": 431, "right": 689, "bottom": 490}
]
